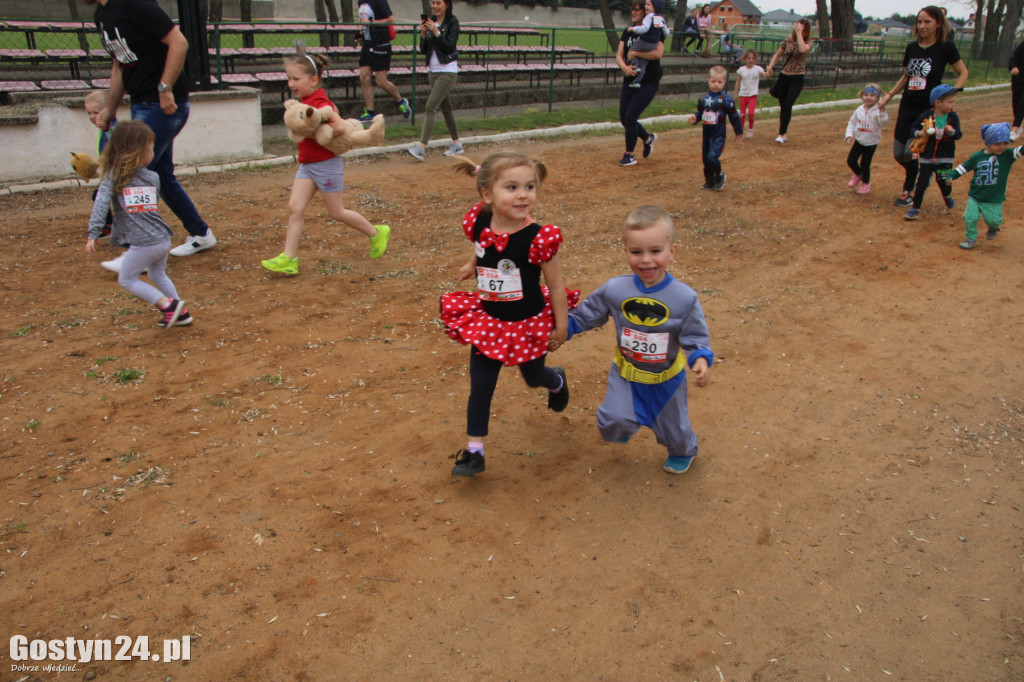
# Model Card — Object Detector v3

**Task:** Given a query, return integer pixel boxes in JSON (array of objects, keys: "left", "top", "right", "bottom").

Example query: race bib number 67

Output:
[{"left": 123, "top": 186, "right": 158, "bottom": 213}]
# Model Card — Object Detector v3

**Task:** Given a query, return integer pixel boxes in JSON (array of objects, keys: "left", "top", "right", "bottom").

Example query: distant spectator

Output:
[
  {"left": 1009, "top": 40, "right": 1024, "bottom": 140},
  {"left": 765, "top": 17, "right": 812, "bottom": 144}
]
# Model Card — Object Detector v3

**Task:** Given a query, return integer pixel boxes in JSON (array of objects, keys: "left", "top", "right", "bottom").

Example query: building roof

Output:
[
  {"left": 761, "top": 9, "right": 805, "bottom": 23},
  {"left": 712, "top": 0, "right": 762, "bottom": 17},
  {"left": 876, "top": 18, "right": 912, "bottom": 29}
]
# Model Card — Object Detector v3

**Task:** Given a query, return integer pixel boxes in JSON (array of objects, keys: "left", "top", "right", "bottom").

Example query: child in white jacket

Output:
[{"left": 845, "top": 83, "right": 889, "bottom": 195}]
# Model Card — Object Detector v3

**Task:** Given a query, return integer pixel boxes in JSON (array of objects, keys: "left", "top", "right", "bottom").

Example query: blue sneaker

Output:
[
  {"left": 944, "top": 196, "right": 955, "bottom": 209},
  {"left": 663, "top": 455, "right": 693, "bottom": 474},
  {"left": 398, "top": 98, "right": 412, "bottom": 119},
  {"left": 903, "top": 208, "right": 920, "bottom": 221},
  {"left": 358, "top": 108, "right": 375, "bottom": 123}
]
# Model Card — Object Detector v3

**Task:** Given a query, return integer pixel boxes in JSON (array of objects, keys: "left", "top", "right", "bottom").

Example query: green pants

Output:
[
  {"left": 963, "top": 197, "right": 1003, "bottom": 241},
  {"left": 419, "top": 71, "right": 459, "bottom": 146}
]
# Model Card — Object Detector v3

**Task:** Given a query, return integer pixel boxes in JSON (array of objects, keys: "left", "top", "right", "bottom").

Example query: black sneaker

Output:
[
  {"left": 159, "top": 299, "right": 185, "bottom": 330},
  {"left": 893, "top": 191, "right": 913, "bottom": 207},
  {"left": 701, "top": 182, "right": 714, "bottom": 190},
  {"left": 156, "top": 310, "right": 193, "bottom": 327},
  {"left": 712, "top": 173, "right": 727, "bottom": 191},
  {"left": 642, "top": 133, "right": 657, "bottom": 159},
  {"left": 451, "top": 449, "right": 485, "bottom": 477},
  {"left": 619, "top": 153, "right": 637, "bottom": 167},
  {"left": 986, "top": 227, "right": 1000, "bottom": 240},
  {"left": 548, "top": 366, "right": 569, "bottom": 412}
]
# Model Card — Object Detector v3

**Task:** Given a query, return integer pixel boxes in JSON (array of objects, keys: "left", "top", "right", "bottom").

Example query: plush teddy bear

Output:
[
  {"left": 282, "top": 99, "right": 385, "bottom": 156},
  {"left": 70, "top": 151, "right": 100, "bottom": 181},
  {"left": 909, "top": 115, "right": 936, "bottom": 154}
]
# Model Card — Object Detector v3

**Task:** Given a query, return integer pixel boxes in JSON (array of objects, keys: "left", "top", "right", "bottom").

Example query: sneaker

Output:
[
  {"left": 857, "top": 182, "right": 871, "bottom": 195},
  {"left": 893, "top": 191, "right": 913, "bottom": 207},
  {"left": 407, "top": 143, "right": 425, "bottom": 161},
  {"left": 986, "top": 227, "right": 1000, "bottom": 240},
  {"left": 358, "top": 108, "right": 376, "bottom": 123},
  {"left": 261, "top": 252, "right": 298, "bottom": 275},
  {"left": 959, "top": 238, "right": 976, "bottom": 250},
  {"left": 628, "top": 80, "right": 642, "bottom": 88},
  {"left": 157, "top": 309, "right": 193, "bottom": 327},
  {"left": 619, "top": 153, "right": 637, "bottom": 167},
  {"left": 548, "top": 366, "right": 569, "bottom": 412},
  {"left": 663, "top": 455, "right": 693, "bottom": 474},
  {"left": 398, "top": 98, "right": 412, "bottom": 119},
  {"left": 745, "top": 129, "right": 754, "bottom": 138},
  {"left": 169, "top": 230, "right": 216, "bottom": 257},
  {"left": 848, "top": 174, "right": 862, "bottom": 189},
  {"left": 369, "top": 224, "right": 390, "bottom": 259},
  {"left": 451, "top": 449, "right": 485, "bottom": 477},
  {"left": 944, "top": 196, "right": 955, "bottom": 209},
  {"left": 700, "top": 182, "right": 714, "bottom": 190},
  {"left": 101, "top": 253, "right": 125, "bottom": 273},
  {"left": 642, "top": 133, "right": 657, "bottom": 159},
  {"left": 903, "top": 208, "right": 920, "bottom": 220},
  {"left": 774, "top": 135, "right": 786, "bottom": 144},
  {"left": 159, "top": 298, "right": 185, "bottom": 330},
  {"left": 443, "top": 141, "right": 465, "bottom": 157},
  {"left": 712, "top": 173, "right": 727, "bottom": 191}
]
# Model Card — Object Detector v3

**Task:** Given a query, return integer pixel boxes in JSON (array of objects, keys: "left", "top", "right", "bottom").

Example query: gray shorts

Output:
[{"left": 296, "top": 155, "right": 345, "bottom": 193}]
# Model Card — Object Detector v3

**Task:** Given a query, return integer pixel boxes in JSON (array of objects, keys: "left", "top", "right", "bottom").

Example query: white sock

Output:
[{"left": 468, "top": 441, "right": 484, "bottom": 456}]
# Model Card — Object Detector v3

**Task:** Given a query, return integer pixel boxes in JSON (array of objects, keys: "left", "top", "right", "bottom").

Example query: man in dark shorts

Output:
[{"left": 357, "top": 0, "right": 412, "bottom": 122}]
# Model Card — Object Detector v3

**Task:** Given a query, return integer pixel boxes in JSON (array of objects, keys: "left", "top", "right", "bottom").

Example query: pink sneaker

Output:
[
  {"left": 848, "top": 174, "right": 862, "bottom": 189},
  {"left": 857, "top": 182, "right": 870, "bottom": 195}
]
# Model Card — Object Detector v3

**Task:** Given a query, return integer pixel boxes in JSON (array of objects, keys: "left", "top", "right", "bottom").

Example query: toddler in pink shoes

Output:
[{"left": 845, "top": 83, "right": 889, "bottom": 195}]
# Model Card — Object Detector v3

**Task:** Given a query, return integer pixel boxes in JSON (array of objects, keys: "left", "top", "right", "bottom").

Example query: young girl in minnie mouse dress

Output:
[{"left": 440, "top": 150, "right": 579, "bottom": 478}]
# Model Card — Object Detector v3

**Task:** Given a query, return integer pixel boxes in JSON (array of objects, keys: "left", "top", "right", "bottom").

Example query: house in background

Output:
[
  {"left": 871, "top": 18, "right": 912, "bottom": 37},
  {"left": 708, "top": 0, "right": 762, "bottom": 30},
  {"left": 761, "top": 9, "right": 805, "bottom": 28}
]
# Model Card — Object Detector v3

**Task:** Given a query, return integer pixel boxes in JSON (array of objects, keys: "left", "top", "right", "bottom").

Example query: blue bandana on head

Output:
[
  {"left": 862, "top": 86, "right": 881, "bottom": 96},
  {"left": 982, "top": 122, "right": 1011, "bottom": 146}
]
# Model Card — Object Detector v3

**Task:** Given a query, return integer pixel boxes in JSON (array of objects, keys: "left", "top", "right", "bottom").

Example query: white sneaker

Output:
[
  {"left": 775, "top": 135, "right": 786, "bottom": 144},
  {"left": 745, "top": 130, "right": 754, "bottom": 138},
  {"left": 443, "top": 142, "right": 465, "bottom": 157},
  {"left": 101, "top": 253, "right": 125, "bottom": 273},
  {"left": 100, "top": 253, "right": 146, "bottom": 274},
  {"left": 407, "top": 143, "right": 425, "bottom": 161},
  {"left": 169, "top": 230, "right": 216, "bottom": 257}
]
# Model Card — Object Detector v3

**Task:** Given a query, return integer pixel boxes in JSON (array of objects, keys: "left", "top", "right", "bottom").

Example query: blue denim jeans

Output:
[{"left": 131, "top": 101, "right": 208, "bottom": 237}]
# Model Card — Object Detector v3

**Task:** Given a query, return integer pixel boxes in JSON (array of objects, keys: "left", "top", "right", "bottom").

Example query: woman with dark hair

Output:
[
  {"left": 765, "top": 18, "right": 812, "bottom": 144},
  {"left": 615, "top": 1, "right": 664, "bottom": 166},
  {"left": 679, "top": 8, "right": 701, "bottom": 55},
  {"left": 880, "top": 6, "right": 968, "bottom": 206},
  {"left": 1009, "top": 40, "right": 1024, "bottom": 140},
  {"left": 695, "top": 4, "right": 712, "bottom": 56},
  {"left": 408, "top": 0, "right": 463, "bottom": 160}
]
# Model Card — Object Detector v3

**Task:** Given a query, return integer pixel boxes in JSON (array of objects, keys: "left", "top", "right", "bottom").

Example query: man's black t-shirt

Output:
[{"left": 95, "top": 0, "right": 189, "bottom": 102}]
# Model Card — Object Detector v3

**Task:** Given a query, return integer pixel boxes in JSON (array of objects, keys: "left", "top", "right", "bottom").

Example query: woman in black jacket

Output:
[{"left": 408, "top": 0, "right": 463, "bottom": 160}]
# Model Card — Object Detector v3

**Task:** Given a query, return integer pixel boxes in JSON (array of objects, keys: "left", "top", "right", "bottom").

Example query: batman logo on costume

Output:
[{"left": 621, "top": 297, "right": 670, "bottom": 326}]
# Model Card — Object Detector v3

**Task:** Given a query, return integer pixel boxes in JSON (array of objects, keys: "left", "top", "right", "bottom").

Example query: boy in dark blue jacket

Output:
[
  {"left": 688, "top": 65, "right": 743, "bottom": 190},
  {"left": 905, "top": 84, "right": 963, "bottom": 220}
]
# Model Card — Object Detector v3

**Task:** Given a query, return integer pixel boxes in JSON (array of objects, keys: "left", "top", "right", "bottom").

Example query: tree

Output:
[
  {"left": 66, "top": 0, "right": 90, "bottom": 51},
  {"left": 209, "top": 0, "right": 223, "bottom": 22},
  {"left": 815, "top": 0, "right": 831, "bottom": 42},
  {"left": 596, "top": 0, "right": 619, "bottom": 50},
  {"left": 995, "top": 0, "right": 1024, "bottom": 67},
  {"left": 981, "top": 0, "right": 1004, "bottom": 60},
  {"left": 671, "top": 1, "right": 688, "bottom": 53},
  {"left": 240, "top": 0, "right": 254, "bottom": 47},
  {"left": 830, "top": 0, "right": 855, "bottom": 49}
]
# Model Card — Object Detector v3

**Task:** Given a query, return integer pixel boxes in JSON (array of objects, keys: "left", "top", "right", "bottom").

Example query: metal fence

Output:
[{"left": 0, "top": 18, "right": 1015, "bottom": 115}]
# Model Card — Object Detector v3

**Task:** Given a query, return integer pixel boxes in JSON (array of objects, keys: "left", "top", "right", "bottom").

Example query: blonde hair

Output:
[
  {"left": 452, "top": 149, "right": 548, "bottom": 197},
  {"left": 709, "top": 64, "right": 728, "bottom": 79},
  {"left": 859, "top": 82, "right": 882, "bottom": 97},
  {"left": 100, "top": 120, "right": 155, "bottom": 193},
  {"left": 84, "top": 90, "right": 106, "bottom": 108},
  {"left": 624, "top": 205, "right": 674, "bottom": 240},
  {"left": 283, "top": 51, "right": 329, "bottom": 79}
]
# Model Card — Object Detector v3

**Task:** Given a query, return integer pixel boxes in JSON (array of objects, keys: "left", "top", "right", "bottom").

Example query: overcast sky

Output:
[{"left": 752, "top": 0, "right": 973, "bottom": 22}]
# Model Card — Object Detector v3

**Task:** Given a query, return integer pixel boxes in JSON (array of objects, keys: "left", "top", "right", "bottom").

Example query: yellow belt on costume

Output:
[{"left": 613, "top": 348, "right": 687, "bottom": 385}]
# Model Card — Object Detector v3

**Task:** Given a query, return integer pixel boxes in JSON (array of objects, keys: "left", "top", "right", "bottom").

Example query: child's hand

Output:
[
  {"left": 547, "top": 327, "right": 567, "bottom": 351},
  {"left": 458, "top": 259, "right": 476, "bottom": 281},
  {"left": 945, "top": 124, "right": 956, "bottom": 135},
  {"left": 846, "top": 136, "right": 853, "bottom": 145},
  {"left": 691, "top": 357, "right": 711, "bottom": 387},
  {"left": 85, "top": 238, "right": 96, "bottom": 254},
  {"left": 735, "top": 133, "right": 744, "bottom": 144},
  {"left": 688, "top": 114, "right": 697, "bottom": 124}
]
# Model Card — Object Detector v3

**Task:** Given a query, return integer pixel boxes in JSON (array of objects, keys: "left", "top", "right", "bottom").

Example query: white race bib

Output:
[
  {"left": 477, "top": 259, "right": 523, "bottom": 302},
  {"left": 701, "top": 109, "right": 718, "bottom": 125},
  {"left": 908, "top": 76, "right": 926, "bottom": 91},
  {"left": 620, "top": 328, "right": 669, "bottom": 363},
  {"left": 123, "top": 186, "right": 158, "bottom": 213}
]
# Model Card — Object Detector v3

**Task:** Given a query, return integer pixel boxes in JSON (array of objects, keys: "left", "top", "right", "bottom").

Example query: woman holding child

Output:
[
  {"left": 616, "top": 1, "right": 664, "bottom": 167},
  {"left": 879, "top": 5, "right": 967, "bottom": 207}
]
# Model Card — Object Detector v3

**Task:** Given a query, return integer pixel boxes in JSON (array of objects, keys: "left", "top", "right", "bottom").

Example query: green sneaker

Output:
[
  {"left": 369, "top": 224, "right": 390, "bottom": 259},
  {"left": 261, "top": 253, "right": 298, "bottom": 275}
]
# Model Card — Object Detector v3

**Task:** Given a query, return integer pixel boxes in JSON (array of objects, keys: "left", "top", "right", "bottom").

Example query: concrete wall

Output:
[{"left": 0, "top": 87, "right": 263, "bottom": 185}]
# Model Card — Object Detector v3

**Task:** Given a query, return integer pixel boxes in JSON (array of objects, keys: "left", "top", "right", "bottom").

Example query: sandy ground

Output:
[{"left": 1, "top": 90, "right": 1023, "bottom": 681}]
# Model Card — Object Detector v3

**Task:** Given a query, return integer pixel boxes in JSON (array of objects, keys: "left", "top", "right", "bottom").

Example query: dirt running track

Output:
[{"left": 1, "top": 90, "right": 1022, "bottom": 680}]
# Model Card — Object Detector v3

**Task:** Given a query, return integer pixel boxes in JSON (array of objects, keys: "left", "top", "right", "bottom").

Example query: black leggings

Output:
[
  {"left": 1013, "top": 78, "right": 1024, "bottom": 128},
  {"left": 846, "top": 141, "right": 877, "bottom": 183},
  {"left": 774, "top": 73, "right": 804, "bottom": 135},
  {"left": 912, "top": 162, "right": 952, "bottom": 209},
  {"left": 467, "top": 347, "right": 559, "bottom": 438},
  {"left": 893, "top": 103, "right": 926, "bottom": 193}
]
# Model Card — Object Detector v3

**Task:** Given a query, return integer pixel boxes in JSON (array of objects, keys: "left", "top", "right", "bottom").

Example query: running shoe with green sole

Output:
[{"left": 369, "top": 224, "right": 391, "bottom": 259}]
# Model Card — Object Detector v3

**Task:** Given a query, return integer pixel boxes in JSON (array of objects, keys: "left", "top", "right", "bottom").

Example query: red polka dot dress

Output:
[{"left": 440, "top": 202, "right": 579, "bottom": 366}]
